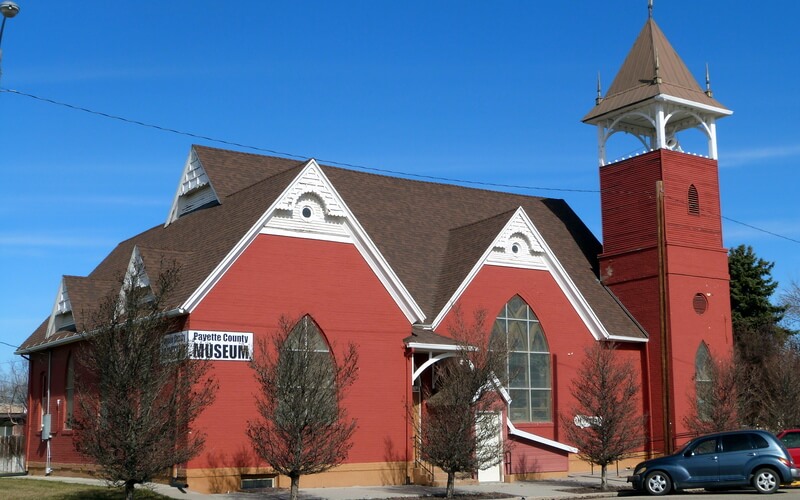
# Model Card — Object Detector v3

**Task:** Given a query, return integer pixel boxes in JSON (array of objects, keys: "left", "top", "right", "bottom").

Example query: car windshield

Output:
[{"left": 676, "top": 438, "right": 699, "bottom": 456}]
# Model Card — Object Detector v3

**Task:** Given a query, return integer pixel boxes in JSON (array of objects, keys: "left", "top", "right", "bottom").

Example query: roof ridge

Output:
[
  {"left": 192, "top": 143, "right": 308, "bottom": 162},
  {"left": 195, "top": 146, "right": 554, "bottom": 203},
  {"left": 221, "top": 161, "right": 306, "bottom": 199},
  {"left": 448, "top": 208, "right": 517, "bottom": 233}
]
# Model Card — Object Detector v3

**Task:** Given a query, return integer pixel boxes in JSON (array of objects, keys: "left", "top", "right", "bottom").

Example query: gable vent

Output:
[
  {"left": 688, "top": 185, "right": 700, "bottom": 215},
  {"left": 177, "top": 186, "right": 217, "bottom": 217},
  {"left": 167, "top": 148, "right": 220, "bottom": 224}
]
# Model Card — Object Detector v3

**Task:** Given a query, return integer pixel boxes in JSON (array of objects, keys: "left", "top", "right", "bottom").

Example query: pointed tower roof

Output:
[{"left": 583, "top": 18, "right": 728, "bottom": 122}]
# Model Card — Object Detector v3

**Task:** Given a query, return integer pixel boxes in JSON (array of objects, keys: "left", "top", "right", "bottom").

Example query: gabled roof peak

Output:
[{"left": 584, "top": 17, "right": 728, "bottom": 123}]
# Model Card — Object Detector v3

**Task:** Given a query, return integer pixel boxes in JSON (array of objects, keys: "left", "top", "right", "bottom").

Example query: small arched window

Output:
[
  {"left": 688, "top": 184, "right": 700, "bottom": 215},
  {"left": 695, "top": 343, "right": 713, "bottom": 419},
  {"left": 65, "top": 353, "right": 75, "bottom": 429},
  {"left": 493, "top": 296, "right": 551, "bottom": 423}
]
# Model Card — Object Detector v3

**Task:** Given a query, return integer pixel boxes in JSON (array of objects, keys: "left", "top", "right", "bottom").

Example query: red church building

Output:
[{"left": 17, "top": 8, "right": 733, "bottom": 493}]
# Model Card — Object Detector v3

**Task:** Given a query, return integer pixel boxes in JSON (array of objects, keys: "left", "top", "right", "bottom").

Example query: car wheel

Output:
[
  {"left": 752, "top": 467, "right": 779, "bottom": 494},
  {"left": 644, "top": 470, "right": 671, "bottom": 496}
]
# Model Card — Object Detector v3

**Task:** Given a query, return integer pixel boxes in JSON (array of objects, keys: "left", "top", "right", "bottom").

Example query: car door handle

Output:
[{"left": 748, "top": 452, "right": 757, "bottom": 456}]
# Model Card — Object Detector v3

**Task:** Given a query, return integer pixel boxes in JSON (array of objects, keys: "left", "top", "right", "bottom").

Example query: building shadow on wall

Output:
[
  {"left": 381, "top": 436, "right": 407, "bottom": 485},
  {"left": 205, "top": 446, "right": 257, "bottom": 493}
]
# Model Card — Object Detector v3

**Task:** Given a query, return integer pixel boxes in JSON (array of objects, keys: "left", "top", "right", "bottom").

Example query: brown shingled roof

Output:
[
  {"left": 19, "top": 145, "right": 646, "bottom": 352},
  {"left": 195, "top": 145, "right": 305, "bottom": 201},
  {"left": 404, "top": 326, "right": 459, "bottom": 348},
  {"left": 583, "top": 18, "right": 728, "bottom": 122}
]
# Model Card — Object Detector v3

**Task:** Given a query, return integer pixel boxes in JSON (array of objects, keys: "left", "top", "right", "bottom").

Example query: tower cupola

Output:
[{"left": 583, "top": 7, "right": 732, "bottom": 165}]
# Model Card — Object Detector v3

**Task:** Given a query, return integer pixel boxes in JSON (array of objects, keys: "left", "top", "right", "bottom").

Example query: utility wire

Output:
[
  {"left": 2, "top": 87, "right": 798, "bottom": 244},
  {"left": 720, "top": 216, "right": 800, "bottom": 244},
  {"left": 0, "top": 87, "right": 595, "bottom": 193},
  {"left": 663, "top": 193, "right": 800, "bottom": 245}
]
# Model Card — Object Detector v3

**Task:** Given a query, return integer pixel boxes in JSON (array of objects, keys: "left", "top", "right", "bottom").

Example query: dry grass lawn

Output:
[{"left": 0, "top": 478, "right": 171, "bottom": 499}]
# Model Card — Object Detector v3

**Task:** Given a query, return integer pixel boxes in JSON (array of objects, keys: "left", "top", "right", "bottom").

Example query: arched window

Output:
[
  {"left": 688, "top": 184, "right": 700, "bottom": 215},
  {"left": 288, "top": 315, "right": 330, "bottom": 354},
  {"left": 695, "top": 343, "right": 713, "bottom": 419},
  {"left": 493, "top": 296, "right": 551, "bottom": 423},
  {"left": 65, "top": 353, "right": 74, "bottom": 430},
  {"left": 286, "top": 315, "right": 334, "bottom": 383}
]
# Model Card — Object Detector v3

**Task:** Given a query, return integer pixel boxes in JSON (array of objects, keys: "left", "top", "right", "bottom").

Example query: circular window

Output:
[
  {"left": 301, "top": 207, "right": 312, "bottom": 219},
  {"left": 693, "top": 293, "right": 708, "bottom": 315},
  {"left": 511, "top": 243, "right": 520, "bottom": 254}
]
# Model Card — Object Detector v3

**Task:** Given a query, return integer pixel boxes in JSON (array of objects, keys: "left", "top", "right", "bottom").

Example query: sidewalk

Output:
[{"left": 4, "top": 471, "right": 632, "bottom": 499}]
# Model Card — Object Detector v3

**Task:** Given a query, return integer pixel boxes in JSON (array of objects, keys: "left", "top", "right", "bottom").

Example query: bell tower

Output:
[{"left": 583, "top": 5, "right": 734, "bottom": 454}]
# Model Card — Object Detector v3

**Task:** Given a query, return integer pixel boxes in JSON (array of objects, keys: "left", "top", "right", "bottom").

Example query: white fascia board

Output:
[
  {"left": 654, "top": 94, "right": 733, "bottom": 117},
  {"left": 608, "top": 334, "right": 648, "bottom": 343},
  {"left": 507, "top": 420, "right": 578, "bottom": 454},
  {"left": 431, "top": 207, "right": 618, "bottom": 341},
  {"left": 406, "top": 342, "right": 460, "bottom": 352},
  {"left": 17, "top": 331, "right": 83, "bottom": 355},
  {"left": 181, "top": 160, "right": 426, "bottom": 324}
]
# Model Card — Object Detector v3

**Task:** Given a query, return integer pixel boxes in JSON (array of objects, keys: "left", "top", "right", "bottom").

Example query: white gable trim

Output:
[
  {"left": 45, "top": 278, "right": 73, "bottom": 338},
  {"left": 165, "top": 147, "right": 221, "bottom": 226},
  {"left": 431, "top": 207, "right": 643, "bottom": 342},
  {"left": 123, "top": 246, "right": 150, "bottom": 289},
  {"left": 507, "top": 420, "right": 578, "bottom": 454},
  {"left": 181, "top": 159, "right": 426, "bottom": 324},
  {"left": 116, "top": 246, "right": 154, "bottom": 313}
]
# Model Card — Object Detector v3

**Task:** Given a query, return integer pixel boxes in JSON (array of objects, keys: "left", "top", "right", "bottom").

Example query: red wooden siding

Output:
[{"left": 187, "top": 234, "right": 412, "bottom": 469}]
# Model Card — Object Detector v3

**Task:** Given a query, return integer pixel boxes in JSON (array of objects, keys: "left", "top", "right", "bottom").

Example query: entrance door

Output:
[{"left": 477, "top": 412, "right": 502, "bottom": 482}]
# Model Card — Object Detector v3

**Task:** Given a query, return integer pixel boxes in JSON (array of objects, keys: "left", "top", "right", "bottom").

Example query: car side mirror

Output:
[{"left": 684, "top": 450, "right": 693, "bottom": 458}]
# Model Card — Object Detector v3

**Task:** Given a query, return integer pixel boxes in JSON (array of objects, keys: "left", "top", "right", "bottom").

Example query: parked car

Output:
[
  {"left": 777, "top": 429, "right": 800, "bottom": 465},
  {"left": 627, "top": 430, "right": 798, "bottom": 495}
]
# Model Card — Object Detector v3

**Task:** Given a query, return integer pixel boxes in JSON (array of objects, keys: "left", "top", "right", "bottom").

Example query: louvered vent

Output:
[
  {"left": 688, "top": 184, "right": 700, "bottom": 215},
  {"left": 178, "top": 185, "right": 217, "bottom": 217},
  {"left": 693, "top": 293, "right": 708, "bottom": 314}
]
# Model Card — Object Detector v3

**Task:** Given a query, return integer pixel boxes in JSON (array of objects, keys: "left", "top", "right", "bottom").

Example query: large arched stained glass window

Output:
[
  {"left": 695, "top": 342, "right": 713, "bottom": 420},
  {"left": 493, "top": 296, "right": 551, "bottom": 423}
]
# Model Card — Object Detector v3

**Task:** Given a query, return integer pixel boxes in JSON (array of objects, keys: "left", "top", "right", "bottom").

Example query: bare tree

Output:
[
  {"left": 683, "top": 355, "right": 740, "bottom": 435},
  {"left": 781, "top": 280, "right": 800, "bottom": 331},
  {"left": 560, "top": 342, "right": 643, "bottom": 491},
  {"left": 0, "top": 358, "right": 28, "bottom": 423},
  {"left": 74, "top": 265, "right": 218, "bottom": 500},
  {"left": 762, "top": 344, "right": 800, "bottom": 430},
  {"left": 416, "top": 309, "right": 508, "bottom": 499},
  {"left": 734, "top": 322, "right": 783, "bottom": 428},
  {"left": 247, "top": 315, "right": 358, "bottom": 500}
]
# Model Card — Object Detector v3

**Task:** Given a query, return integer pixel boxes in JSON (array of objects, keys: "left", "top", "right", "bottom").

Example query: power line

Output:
[
  {"left": 1, "top": 88, "right": 305, "bottom": 159},
  {"left": 2, "top": 87, "right": 798, "bottom": 245},
  {"left": 0, "top": 87, "right": 596, "bottom": 193},
  {"left": 663, "top": 193, "right": 800, "bottom": 245},
  {"left": 720, "top": 215, "right": 800, "bottom": 245}
]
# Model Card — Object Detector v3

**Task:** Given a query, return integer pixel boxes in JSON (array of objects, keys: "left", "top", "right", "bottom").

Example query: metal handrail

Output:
[{"left": 413, "top": 436, "right": 434, "bottom": 482}]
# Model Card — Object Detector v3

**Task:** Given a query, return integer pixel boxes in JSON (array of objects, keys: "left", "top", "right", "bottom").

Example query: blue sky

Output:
[{"left": 1, "top": 0, "right": 798, "bottom": 365}]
